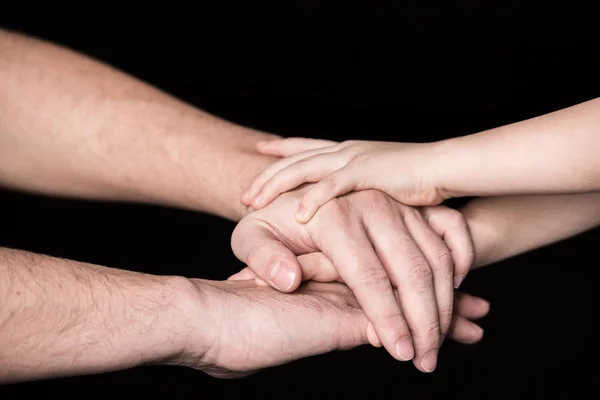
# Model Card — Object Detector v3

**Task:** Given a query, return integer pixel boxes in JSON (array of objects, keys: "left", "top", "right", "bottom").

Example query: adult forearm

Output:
[
  {"left": 0, "top": 247, "right": 201, "bottom": 383},
  {"left": 433, "top": 97, "right": 600, "bottom": 199},
  {"left": 460, "top": 192, "right": 600, "bottom": 268},
  {"left": 0, "top": 28, "right": 276, "bottom": 221}
]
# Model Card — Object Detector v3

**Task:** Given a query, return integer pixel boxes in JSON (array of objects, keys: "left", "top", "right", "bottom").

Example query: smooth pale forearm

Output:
[
  {"left": 460, "top": 192, "right": 600, "bottom": 268},
  {"left": 433, "top": 97, "right": 600, "bottom": 199},
  {"left": 0, "top": 247, "right": 205, "bottom": 383},
  {"left": 0, "top": 28, "right": 276, "bottom": 221}
]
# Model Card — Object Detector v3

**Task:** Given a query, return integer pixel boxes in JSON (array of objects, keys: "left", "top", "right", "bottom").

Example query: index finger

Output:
[{"left": 311, "top": 206, "right": 415, "bottom": 362}]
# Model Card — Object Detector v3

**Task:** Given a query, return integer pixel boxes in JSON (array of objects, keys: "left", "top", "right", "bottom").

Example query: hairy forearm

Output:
[
  {"left": 460, "top": 192, "right": 600, "bottom": 268},
  {"left": 433, "top": 97, "right": 600, "bottom": 198},
  {"left": 0, "top": 247, "right": 200, "bottom": 383},
  {"left": 0, "top": 28, "right": 276, "bottom": 221}
]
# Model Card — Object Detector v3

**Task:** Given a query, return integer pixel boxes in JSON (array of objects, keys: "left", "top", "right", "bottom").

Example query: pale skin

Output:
[
  {"left": 0, "top": 28, "right": 488, "bottom": 380},
  {"left": 242, "top": 97, "right": 600, "bottom": 221},
  {"left": 239, "top": 123, "right": 600, "bottom": 300}
]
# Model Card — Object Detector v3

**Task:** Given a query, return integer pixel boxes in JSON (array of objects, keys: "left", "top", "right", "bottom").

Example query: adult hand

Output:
[
  {"left": 230, "top": 265, "right": 489, "bottom": 348},
  {"left": 179, "top": 279, "right": 370, "bottom": 378},
  {"left": 231, "top": 187, "right": 474, "bottom": 372}
]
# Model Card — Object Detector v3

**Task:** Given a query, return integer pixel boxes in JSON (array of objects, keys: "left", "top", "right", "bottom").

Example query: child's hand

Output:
[{"left": 241, "top": 137, "right": 446, "bottom": 223}]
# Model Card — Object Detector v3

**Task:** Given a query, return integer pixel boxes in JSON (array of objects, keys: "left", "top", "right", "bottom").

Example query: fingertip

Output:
[
  {"left": 251, "top": 194, "right": 266, "bottom": 210},
  {"left": 240, "top": 192, "right": 253, "bottom": 206},
  {"left": 294, "top": 204, "right": 313, "bottom": 223},
  {"left": 478, "top": 299, "right": 491, "bottom": 316},
  {"left": 268, "top": 260, "right": 302, "bottom": 292}
]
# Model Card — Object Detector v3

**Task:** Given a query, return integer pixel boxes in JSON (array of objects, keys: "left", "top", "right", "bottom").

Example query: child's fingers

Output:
[
  {"left": 242, "top": 145, "right": 340, "bottom": 206},
  {"left": 251, "top": 153, "right": 350, "bottom": 210},
  {"left": 256, "top": 137, "right": 338, "bottom": 157},
  {"left": 295, "top": 165, "right": 364, "bottom": 223}
]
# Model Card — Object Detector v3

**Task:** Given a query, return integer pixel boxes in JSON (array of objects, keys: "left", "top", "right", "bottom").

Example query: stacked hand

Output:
[
  {"left": 242, "top": 138, "right": 446, "bottom": 222},
  {"left": 231, "top": 181, "right": 476, "bottom": 373},
  {"left": 190, "top": 279, "right": 489, "bottom": 378}
]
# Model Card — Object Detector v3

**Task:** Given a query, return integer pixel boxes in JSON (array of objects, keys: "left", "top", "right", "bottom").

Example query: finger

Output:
[
  {"left": 367, "top": 322, "right": 382, "bottom": 347},
  {"left": 366, "top": 289, "right": 402, "bottom": 348},
  {"left": 295, "top": 164, "right": 364, "bottom": 223},
  {"left": 241, "top": 145, "right": 340, "bottom": 206},
  {"left": 256, "top": 137, "right": 338, "bottom": 157},
  {"left": 231, "top": 219, "right": 303, "bottom": 292},
  {"left": 447, "top": 316, "right": 484, "bottom": 345},
  {"left": 228, "top": 267, "right": 258, "bottom": 281},
  {"left": 296, "top": 252, "right": 343, "bottom": 282},
  {"left": 313, "top": 210, "right": 413, "bottom": 363},
  {"left": 403, "top": 209, "right": 455, "bottom": 348},
  {"left": 252, "top": 153, "right": 349, "bottom": 210},
  {"left": 454, "top": 291, "right": 490, "bottom": 320},
  {"left": 361, "top": 204, "right": 439, "bottom": 373},
  {"left": 255, "top": 277, "right": 269, "bottom": 286},
  {"left": 424, "top": 206, "right": 475, "bottom": 289}
]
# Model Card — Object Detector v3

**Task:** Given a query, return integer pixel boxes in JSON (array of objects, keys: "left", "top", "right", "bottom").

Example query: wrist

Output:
[
  {"left": 459, "top": 200, "right": 503, "bottom": 269},
  {"left": 429, "top": 137, "right": 463, "bottom": 201},
  {"left": 161, "top": 277, "right": 218, "bottom": 369}
]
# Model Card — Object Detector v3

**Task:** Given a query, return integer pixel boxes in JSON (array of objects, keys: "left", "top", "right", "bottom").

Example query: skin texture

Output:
[
  {"left": 243, "top": 97, "right": 600, "bottom": 221},
  {"left": 242, "top": 136, "right": 600, "bottom": 270},
  {"left": 232, "top": 185, "right": 478, "bottom": 372},
  {"left": 0, "top": 28, "right": 489, "bottom": 380},
  {"left": 0, "top": 28, "right": 481, "bottom": 373},
  {"left": 0, "top": 248, "right": 490, "bottom": 383}
]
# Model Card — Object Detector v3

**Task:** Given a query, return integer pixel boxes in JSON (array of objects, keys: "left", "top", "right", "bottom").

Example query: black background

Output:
[{"left": 1, "top": 3, "right": 599, "bottom": 398}]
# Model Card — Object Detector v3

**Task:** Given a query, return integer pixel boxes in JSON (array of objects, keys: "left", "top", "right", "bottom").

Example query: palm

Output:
[{"left": 194, "top": 280, "right": 368, "bottom": 378}]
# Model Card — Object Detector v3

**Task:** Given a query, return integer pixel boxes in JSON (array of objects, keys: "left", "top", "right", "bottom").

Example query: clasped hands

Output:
[{"left": 202, "top": 139, "right": 489, "bottom": 377}]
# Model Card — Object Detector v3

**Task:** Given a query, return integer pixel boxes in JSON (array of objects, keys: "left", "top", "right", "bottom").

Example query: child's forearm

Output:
[
  {"left": 460, "top": 192, "right": 600, "bottom": 268},
  {"left": 433, "top": 97, "right": 600, "bottom": 199}
]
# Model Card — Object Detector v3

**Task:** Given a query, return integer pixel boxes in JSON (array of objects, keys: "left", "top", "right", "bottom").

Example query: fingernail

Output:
[
  {"left": 269, "top": 261, "right": 296, "bottom": 291},
  {"left": 253, "top": 194, "right": 264, "bottom": 207},
  {"left": 454, "top": 274, "right": 465, "bottom": 289},
  {"left": 421, "top": 350, "right": 438, "bottom": 372},
  {"left": 395, "top": 338, "right": 414, "bottom": 361}
]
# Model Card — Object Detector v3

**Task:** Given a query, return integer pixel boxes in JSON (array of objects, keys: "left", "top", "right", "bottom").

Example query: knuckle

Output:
[
  {"left": 340, "top": 140, "right": 358, "bottom": 149},
  {"left": 439, "top": 308, "right": 453, "bottom": 327},
  {"left": 407, "top": 259, "right": 434, "bottom": 287},
  {"left": 320, "top": 197, "right": 352, "bottom": 222},
  {"left": 356, "top": 267, "right": 391, "bottom": 291},
  {"left": 432, "top": 250, "right": 454, "bottom": 275},
  {"left": 380, "top": 308, "right": 404, "bottom": 326},
  {"left": 425, "top": 319, "right": 441, "bottom": 343},
  {"left": 320, "top": 174, "right": 339, "bottom": 191},
  {"left": 362, "top": 190, "right": 392, "bottom": 208}
]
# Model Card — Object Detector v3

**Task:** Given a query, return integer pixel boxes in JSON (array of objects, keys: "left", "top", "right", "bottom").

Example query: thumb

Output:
[{"left": 231, "top": 219, "right": 302, "bottom": 292}]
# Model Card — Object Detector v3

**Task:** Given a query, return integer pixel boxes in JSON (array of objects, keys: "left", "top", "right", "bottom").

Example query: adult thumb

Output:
[{"left": 231, "top": 219, "right": 302, "bottom": 292}]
